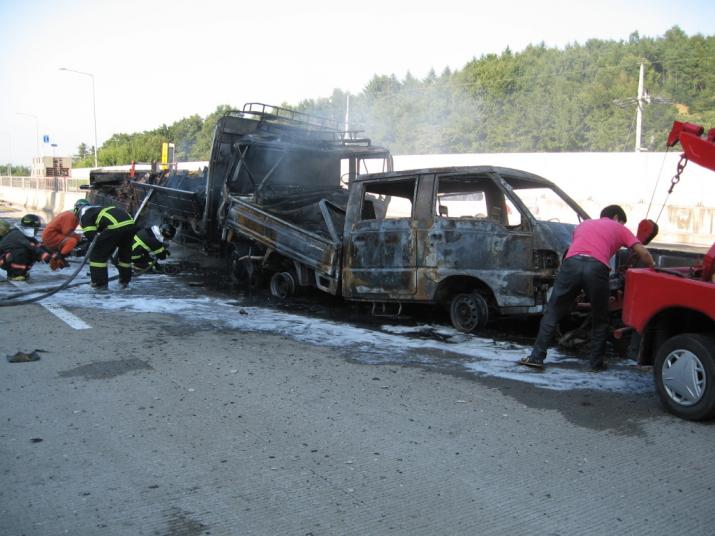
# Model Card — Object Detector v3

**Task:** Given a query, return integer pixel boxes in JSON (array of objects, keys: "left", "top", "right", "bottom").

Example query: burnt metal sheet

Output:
[
  {"left": 226, "top": 198, "right": 340, "bottom": 279},
  {"left": 344, "top": 219, "right": 418, "bottom": 297}
]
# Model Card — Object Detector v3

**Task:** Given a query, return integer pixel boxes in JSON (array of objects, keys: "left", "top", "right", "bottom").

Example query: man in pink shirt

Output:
[{"left": 519, "top": 205, "right": 655, "bottom": 372}]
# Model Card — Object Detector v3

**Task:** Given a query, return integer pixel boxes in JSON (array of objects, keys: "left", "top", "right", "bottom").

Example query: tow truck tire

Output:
[
  {"left": 449, "top": 292, "right": 489, "bottom": 333},
  {"left": 654, "top": 333, "right": 715, "bottom": 421}
]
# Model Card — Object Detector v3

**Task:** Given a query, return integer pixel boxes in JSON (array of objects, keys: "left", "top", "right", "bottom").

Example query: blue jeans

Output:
[{"left": 529, "top": 255, "right": 610, "bottom": 368}]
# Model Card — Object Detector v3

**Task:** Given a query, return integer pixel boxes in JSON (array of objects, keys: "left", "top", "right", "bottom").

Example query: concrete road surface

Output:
[{"left": 1, "top": 264, "right": 714, "bottom": 535}]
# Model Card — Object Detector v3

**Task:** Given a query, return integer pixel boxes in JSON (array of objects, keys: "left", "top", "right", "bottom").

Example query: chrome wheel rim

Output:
[{"left": 662, "top": 349, "right": 707, "bottom": 407}]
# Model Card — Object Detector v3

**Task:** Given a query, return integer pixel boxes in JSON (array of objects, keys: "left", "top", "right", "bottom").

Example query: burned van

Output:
[{"left": 338, "top": 167, "right": 590, "bottom": 331}]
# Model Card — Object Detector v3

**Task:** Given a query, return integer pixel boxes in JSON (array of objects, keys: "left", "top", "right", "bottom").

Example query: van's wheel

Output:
[
  {"left": 654, "top": 333, "right": 715, "bottom": 421},
  {"left": 449, "top": 292, "right": 489, "bottom": 333},
  {"left": 270, "top": 272, "right": 296, "bottom": 299}
]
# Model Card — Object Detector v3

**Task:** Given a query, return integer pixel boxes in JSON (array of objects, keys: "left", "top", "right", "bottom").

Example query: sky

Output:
[{"left": 1, "top": 0, "right": 714, "bottom": 165}]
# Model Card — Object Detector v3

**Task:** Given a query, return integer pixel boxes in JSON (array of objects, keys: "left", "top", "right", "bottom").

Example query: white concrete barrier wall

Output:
[
  {"left": 394, "top": 152, "right": 715, "bottom": 247},
  {"left": 0, "top": 186, "right": 86, "bottom": 222}
]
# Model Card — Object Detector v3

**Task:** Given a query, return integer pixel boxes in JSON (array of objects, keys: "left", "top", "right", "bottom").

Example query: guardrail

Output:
[{"left": 0, "top": 176, "right": 89, "bottom": 192}]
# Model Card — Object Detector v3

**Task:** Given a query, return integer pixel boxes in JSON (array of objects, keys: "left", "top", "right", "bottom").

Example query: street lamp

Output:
[
  {"left": 0, "top": 131, "right": 12, "bottom": 177},
  {"left": 59, "top": 67, "right": 98, "bottom": 168},
  {"left": 16, "top": 111, "right": 39, "bottom": 160}
]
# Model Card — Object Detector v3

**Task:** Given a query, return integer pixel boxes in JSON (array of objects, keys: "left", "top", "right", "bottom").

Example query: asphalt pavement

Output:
[
  {"left": 1, "top": 201, "right": 714, "bottom": 535},
  {"left": 2, "top": 275, "right": 715, "bottom": 536}
]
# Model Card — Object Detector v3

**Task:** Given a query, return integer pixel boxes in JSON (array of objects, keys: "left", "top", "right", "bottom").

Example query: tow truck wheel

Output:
[
  {"left": 654, "top": 333, "right": 715, "bottom": 421},
  {"left": 449, "top": 292, "right": 489, "bottom": 333}
]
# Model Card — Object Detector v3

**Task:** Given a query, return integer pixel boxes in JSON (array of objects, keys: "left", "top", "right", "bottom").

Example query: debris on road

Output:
[{"left": 7, "top": 350, "right": 42, "bottom": 362}]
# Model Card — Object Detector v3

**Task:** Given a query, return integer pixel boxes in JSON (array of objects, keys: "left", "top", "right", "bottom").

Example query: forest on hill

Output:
[{"left": 80, "top": 26, "right": 714, "bottom": 167}]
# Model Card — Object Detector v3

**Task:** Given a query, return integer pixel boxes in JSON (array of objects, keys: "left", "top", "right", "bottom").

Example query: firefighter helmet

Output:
[
  {"left": 73, "top": 198, "right": 89, "bottom": 215},
  {"left": 20, "top": 214, "right": 41, "bottom": 228},
  {"left": 18, "top": 214, "right": 41, "bottom": 237}
]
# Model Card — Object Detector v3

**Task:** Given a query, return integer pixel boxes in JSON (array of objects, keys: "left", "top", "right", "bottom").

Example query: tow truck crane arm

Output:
[
  {"left": 665, "top": 121, "right": 715, "bottom": 280},
  {"left": 666, "top": 121, "right": 715, "bottom": 172}
]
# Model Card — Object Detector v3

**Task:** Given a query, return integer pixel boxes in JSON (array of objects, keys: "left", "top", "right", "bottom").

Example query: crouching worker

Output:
[
  {"left": 131, "top": 223, "right": 176, "bottom": 272},
  {"left": 78, "top": 205, "right": 136, "bottom": 290},
  {"left": 41, "top": 198, "right": 89, "bottom": 270},
  {"left": 0, "top": 214, "right": 52, "bottom": 281}
]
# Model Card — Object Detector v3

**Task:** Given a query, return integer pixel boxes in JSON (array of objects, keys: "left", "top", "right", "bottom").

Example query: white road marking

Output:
[
  {"left": 0, "top": 271, "right": 92, "bottom": 330},
  {"left": 41, "top": 302, "right": 92, "bottom": 330}
]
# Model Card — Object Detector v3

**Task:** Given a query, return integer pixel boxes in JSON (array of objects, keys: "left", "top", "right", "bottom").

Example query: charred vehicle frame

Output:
[{"left": 85, "top": 103, "right": 591, "bottom": 332}]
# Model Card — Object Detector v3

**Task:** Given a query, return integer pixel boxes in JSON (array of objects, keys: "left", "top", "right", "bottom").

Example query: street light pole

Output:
[
  {"left": 16, "top": 111, "right": 39, "bottom": 160},
  {"left": 59, "top": 67, "right": 98, "bottom": 168},
  {"left": 0, "top": 131, "right": 12, "bottom": 177}
]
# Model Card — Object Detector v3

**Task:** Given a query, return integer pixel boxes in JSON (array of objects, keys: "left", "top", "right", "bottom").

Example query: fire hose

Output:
[
  {"left": 1, "top": 192, "right": 161, "bottom": 307},
  {"left": 0, "top": 235, "right": 103, "bottom": 307}
]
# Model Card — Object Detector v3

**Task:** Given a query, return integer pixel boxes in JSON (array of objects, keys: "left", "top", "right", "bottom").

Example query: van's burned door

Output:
[
  {"left": 427, "top": 173, "right": 536, "bottom": 306},
  {"left": 343, "top": 177, "right": 419, "bottom": 298}
]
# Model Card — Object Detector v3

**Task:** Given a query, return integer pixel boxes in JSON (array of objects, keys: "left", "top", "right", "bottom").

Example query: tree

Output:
[{"left": 81, "top": 28, "right": 713, "bottom": 165}]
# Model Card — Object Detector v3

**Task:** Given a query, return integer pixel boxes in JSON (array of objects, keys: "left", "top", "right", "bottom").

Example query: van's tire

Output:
[
  {"left": 654, "top": 333, "right": 715, "bottom": 421},
  {"left": 449, "top": 292, "right": 489, "bottom": 333},
  {"left": 270, "top": 271, "right": 296, "bottom": 299}
]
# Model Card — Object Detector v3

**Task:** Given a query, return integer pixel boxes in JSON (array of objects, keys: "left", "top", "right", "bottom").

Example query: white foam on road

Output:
[{"left": 31, "top": 272, "right": 653, "bottom": 395}]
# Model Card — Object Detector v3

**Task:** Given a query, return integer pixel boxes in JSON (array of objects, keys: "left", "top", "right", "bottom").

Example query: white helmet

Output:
[{"left": 151, "top": 225, "right": 163, "bottom": 242}]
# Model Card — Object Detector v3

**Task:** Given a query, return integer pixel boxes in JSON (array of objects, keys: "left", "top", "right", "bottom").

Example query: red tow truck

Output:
[{"left": 622, "top": 121, "right": 715, "bottom": 420}]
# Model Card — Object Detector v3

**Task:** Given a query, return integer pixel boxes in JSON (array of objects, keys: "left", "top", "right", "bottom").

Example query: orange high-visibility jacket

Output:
[{"left": 41, "top": 210, "right": 80, "bottom": 249}]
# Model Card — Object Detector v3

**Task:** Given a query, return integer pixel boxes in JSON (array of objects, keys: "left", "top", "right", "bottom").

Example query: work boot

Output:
[
  {"left": 91, "top": 282, "right": 108, "bottom": 292},
  {"left": 518, "top": 357, "right": 545, "bottom": 371},
  {"left": 589, "top": 362, "right": 608, "bottom": 372}
]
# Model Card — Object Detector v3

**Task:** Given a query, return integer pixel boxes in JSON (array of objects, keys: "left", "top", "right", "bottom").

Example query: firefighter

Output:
[
  {"left": 78, "top": 205, "right": 136, "bottom": 290},
  {"left": 0, "top": 214, "right": 52, "bottom": 281},
  {"left": 41, "top": 198, "right": 89, "bottom": 270},
  {"left": 131, "top": 223, "right": 176, "bottom": 272}
]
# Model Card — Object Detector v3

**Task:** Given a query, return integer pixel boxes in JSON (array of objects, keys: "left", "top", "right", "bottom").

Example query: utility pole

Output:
[
  {"left": 635, "top": 62, "right": 648, "bottom": 152},
  {"left": 613, "top": 62, "right": 672, "bottom": 152},
  {"left": 344, "top": 93, "right": 350, "bottom": 138},
  {"left": 59, "top": 67, "right": 99, "bottom": 167}
]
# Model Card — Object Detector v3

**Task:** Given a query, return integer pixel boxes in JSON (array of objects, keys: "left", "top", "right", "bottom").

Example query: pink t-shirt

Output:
[{"left": 565, "top": 217, "right": 640, "bottom": 267}]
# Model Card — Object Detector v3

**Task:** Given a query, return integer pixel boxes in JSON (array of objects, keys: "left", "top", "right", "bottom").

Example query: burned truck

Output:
[{"left": 86, "top": 103, "right": 590, "bottom": 331}]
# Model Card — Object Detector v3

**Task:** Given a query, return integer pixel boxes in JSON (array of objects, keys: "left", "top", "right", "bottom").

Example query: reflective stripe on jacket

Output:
[
  {"left": 80, "top": 206, "right": 134, "bottom": 239},
  {"left": 131, "top": 228, "right": 167, "bottom": 262}
]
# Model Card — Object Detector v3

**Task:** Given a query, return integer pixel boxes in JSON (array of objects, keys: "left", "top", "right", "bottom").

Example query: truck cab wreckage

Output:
[{"left": 85, "top": 103, "right": 590, "bottom": 331}]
